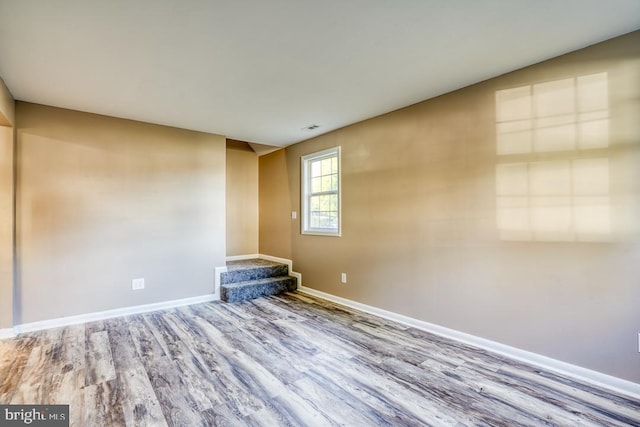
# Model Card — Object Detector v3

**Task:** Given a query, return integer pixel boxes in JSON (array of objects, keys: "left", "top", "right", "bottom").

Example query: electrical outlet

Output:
[
  {"left": 291, "top": 211, "right": 297, "bottom": 219},
  {"left": 132, "top": 278, "right": 145, "bottom": 290},
  {"left": 341, "top": 273, "right": 347, "bottom": 284}
]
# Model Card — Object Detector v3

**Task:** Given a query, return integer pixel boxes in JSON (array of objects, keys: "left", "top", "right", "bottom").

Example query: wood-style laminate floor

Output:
[{"left": 1, "top": 292, "right": 639, "bottom": 426}]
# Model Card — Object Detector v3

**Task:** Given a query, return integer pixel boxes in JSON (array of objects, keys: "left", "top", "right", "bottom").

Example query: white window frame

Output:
[{"left": 301, "top": 146, "right": 341, "bottom": 236}]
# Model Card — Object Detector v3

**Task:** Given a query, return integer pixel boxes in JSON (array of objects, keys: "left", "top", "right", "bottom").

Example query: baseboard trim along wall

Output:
[
  {"left": 297, "top": 285, "right": 640, "bottom": 399},
  {"left": 9, "top": 253, "right": 297, "bottom": 336},
  {"left": 214, "top": 266, "right": 227, "bottom": 300},
  {"left": 12, "top": 294, "right": 217, "bottom": 335},
  {"left": 0, "top": 328, "right": 15, "bottom": 339},
  {"left": 11, "top": 252, "right": 635, "bottom": 399},
  {"left": 258, "top": 254, "right": 303, "bottom": 286},
  {"left": 226, "top": 253, "right": 260, "bottom": 261}
]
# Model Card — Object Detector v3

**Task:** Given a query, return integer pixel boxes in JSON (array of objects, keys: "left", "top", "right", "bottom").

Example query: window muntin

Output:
[{"left": 301, "top": 147, "right": 340, "bottom": 236}]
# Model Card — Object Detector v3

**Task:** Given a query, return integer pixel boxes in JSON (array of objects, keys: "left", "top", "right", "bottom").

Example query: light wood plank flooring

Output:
[{"left": 1, "top": 292, "right": 639, "bottom": 426}]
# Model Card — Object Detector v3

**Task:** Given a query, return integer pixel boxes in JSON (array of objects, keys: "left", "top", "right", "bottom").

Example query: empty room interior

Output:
[{"left": 1, "top": 1, "right": 640, "bottom": 426}]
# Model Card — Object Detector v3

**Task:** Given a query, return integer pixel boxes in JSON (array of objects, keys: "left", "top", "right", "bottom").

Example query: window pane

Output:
[
  {"left": 321, "top": 175, "right": 332, "bottom": 192},
  {"left": 311, "top": 160, "right": 321, "bottom": 177},
  {"left": 331, "top": 157, "right": 338, "bottom": 173},
  {"left": 319, "top": 212, "right": 337, "bottom": 228},
  {"left": 311, "top": 196, "right": 320, "bottom": 211},
  {"left": 326, "top": 195, "right": 336, "bottom": 211},
  {"left": 321, "top": 158, "right": 332, "bottom": 175},
  {"left": 328, "top": 211, "right": 338, "bottom": 228},
  {"left": 310, "top": 212, "right": 320, "bottom": 228},
  {"left": 319, "top": 195, "right": 329, "bottom": 211},
  {"left": 311, "top": 177, "right": 321, "bottom": 193}
]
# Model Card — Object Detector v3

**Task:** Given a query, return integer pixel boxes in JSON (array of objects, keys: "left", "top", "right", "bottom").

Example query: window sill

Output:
[{"left": 301, "top": 230, "right": 341, "bottom": 237}]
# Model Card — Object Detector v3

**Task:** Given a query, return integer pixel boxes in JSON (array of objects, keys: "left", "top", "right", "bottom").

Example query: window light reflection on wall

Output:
[{"left": 495, "top": 73, "right": 611, "bottom": 242}]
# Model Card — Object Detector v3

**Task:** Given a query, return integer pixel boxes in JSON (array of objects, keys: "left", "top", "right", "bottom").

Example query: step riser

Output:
[
  {"left": 221, "top": 278, "right": 297, "bottom": 303},
  {"left": 221, "top": 265, "right": 288, "bottom": 285}
]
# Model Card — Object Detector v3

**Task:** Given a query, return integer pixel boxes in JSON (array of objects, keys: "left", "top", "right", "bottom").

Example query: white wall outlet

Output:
[
  {"left": 291, "top": 211, "right": 297, "bottom": 219},
  {"left": 341, "top": 273, "right": 347, "bottom": 284},
  {"left": 132, "top": 278, "right": 145, "bottom": 290}
]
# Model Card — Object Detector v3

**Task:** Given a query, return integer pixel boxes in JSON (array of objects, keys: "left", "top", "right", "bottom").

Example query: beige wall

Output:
[
  {"left": 0, "top": 125, "right": 14, "bottom": 329},
  {"left": 0, "top": 76, "right": 14, "bottom": 329},
  {"left": 0, "top": 77, "right": 14, "bottom": 126},
  {"left": 15, "top": 102, "right": 226, "bottom": 323},
  {"left": 259, "top": 149, "right": 292, "bottom": 259},
  {"left": 261, "top": 31, "right": 640, "bottom": 383},
  {"left": 226, "top": 140, "right": 258, "bottom": 256}
]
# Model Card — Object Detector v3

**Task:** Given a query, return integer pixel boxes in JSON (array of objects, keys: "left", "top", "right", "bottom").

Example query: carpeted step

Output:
[
  {"left": 221, "top": 276, "right": 297, "bottom": 303},
  {"left": 221, "top": 259, "right": 289, "bottom": 285}
]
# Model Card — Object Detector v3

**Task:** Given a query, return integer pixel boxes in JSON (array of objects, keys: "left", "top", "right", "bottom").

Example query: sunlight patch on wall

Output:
[
  {"left": 495, "top": 73, "right": 611, "bottom": 242},
  {"left": 496, "top": 159, "right": 610, "bottom": 242},
  {"left": 496, "top": 72, "right": 609, "bottom": 154}
]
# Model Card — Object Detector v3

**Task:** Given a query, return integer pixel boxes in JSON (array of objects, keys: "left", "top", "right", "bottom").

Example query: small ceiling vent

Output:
[{"left": 303, "top": 124, "right": 320, "bottom": 131}]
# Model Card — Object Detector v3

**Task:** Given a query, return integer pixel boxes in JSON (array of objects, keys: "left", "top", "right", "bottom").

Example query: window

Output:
[{"left": 301, "top": 147, "right": 341, "bottom": 236}]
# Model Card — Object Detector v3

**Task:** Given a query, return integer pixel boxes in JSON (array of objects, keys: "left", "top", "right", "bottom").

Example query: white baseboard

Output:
[
  {"left": 298, "top": 285, "right": 640, "bottom": 399},
  {"left": 258, "top": 254, "right": 291, "bottom": 269},
  {"left": 289, "top": 271, "right": 302, "bottom": 287},
  {"left": 0, "top": 328, "right": 16, "bottom": 339},
  {"left": 226, "top": 254, "right": 260, "bottom": 261},
  {"left": 13, "top": 294, "right": 218, "bottom": 335},
  {"left": 214, "top": 265, "right": 227, "bottom": 299},
  {"left": 258, "top": 254, "right": 302, "bottom": 286}
]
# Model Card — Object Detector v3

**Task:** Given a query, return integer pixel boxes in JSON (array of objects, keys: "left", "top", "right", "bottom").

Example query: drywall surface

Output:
[
  {"left": 15, "top": 102, "right": 226, "bottom": 323},
  {"left": 262, "top": 31, "right": 640, "bottom": 382},
  {"left": 259, "top": 149, "right": 292, "bottom": 259},
  {"left": 226, "top": 140, "right": 258, "bottom": 256},
  {"left": 0, "top": 77, "right": 14, "bottom": 126},
  {"left": 0, "top": 125, "right": 13, "bottom": 328}
]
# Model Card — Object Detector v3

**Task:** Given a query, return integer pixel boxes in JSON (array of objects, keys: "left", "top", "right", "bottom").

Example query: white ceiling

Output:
[{"left": 0, "top": 1, "right": 639, "bottom": 147}]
